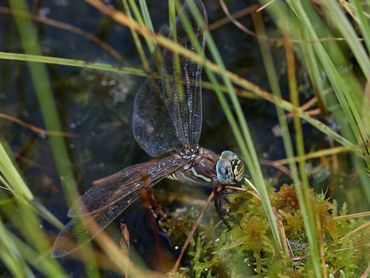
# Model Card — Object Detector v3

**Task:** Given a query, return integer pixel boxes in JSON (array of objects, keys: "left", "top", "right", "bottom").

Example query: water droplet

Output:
[
  {"left": 272, "top": 125, "right": 282, "bottom": 137},
  {"left": 174, "top": 246, "right": 179, "bottom": 250},
  {"left": 39, "top": 130, "right": 47, "bottom": 139},
  {"left": 39, "top": 7, "right": 50, "bottom": 17}
]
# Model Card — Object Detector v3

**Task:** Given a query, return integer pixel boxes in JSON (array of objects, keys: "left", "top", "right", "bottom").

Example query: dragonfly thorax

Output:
[
  {"left": 179, "top": 145, "right": 200, "bottom": 160},
  {"left": 216, "top": 150, "right": 245, "bottom": 185}
]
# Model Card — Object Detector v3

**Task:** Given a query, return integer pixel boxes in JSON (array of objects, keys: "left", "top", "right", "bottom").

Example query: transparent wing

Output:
[
  {"left": 52, "top": 192, "right": 142, "bottom": 258},
  {"left": 133, "top": 0, "right": 207, "bottom": 157},
  {"left": 161, "top": 0, "right": 207, "bottom": 149},
  {"left": 52, "top": 154, "right": 188, "bottom": 258},
  {"left": 133, "top": 74, "right": 182, "bottom": 157},
  {"left": 68, "top": 153, "right": 187, "bottom": 217}
]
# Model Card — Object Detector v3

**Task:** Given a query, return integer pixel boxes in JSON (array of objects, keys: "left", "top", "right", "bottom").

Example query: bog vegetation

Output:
[{"left": 0, "top": 0, "right": 369, "bottom": 277}]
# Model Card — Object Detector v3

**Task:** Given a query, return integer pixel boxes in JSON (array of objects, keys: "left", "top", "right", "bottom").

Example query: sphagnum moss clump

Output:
[{"left": 162, "top": 184, "right": 370, "bottom": 277}]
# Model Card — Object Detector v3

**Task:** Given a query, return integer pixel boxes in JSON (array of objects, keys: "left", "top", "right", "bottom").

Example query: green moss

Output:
[{"left": 162, "top": 184, "right": 370, "bottom": 277}]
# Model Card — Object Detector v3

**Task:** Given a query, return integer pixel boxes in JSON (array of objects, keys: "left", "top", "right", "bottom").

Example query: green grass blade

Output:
[
  {"left": 0, "top": 141, "right": 33, "bottom": 202},
  {"left": 0, "top": 140, "right": 67, "bottom": 277},
  {"left": 10, "top": 0, "right": 100, "bottom": 276},
  {"left": 179, "top": 0, "right": 283, "bottom": 251},
  {"left": 2, "top": 49, "right": 362, "bottom": 157},
  {"left": 323, "top": 1, "right": 370, "bottom": 77},
  {"left": 101, "top": 0, "right": 359, "bottom": 154},
  {"left": 287, "top": 0, "right": 370, "bottom": 202},
  {"left": 0, "top": 219, "right": 34, "bottom": 278},
  {"left": 128, "top": 0, "right": 155, "bottom": 52},
  {"left": 260, "top": 0, "right": 370, "bottom": 205},
  {"left": 1, "top": 140, "right": 65, "bottom": 230},
  {"left": 285, "top": 38, "right": 322, "bottom": 277},
  {"left": 10, "top": 233, "right": 66, "bottom": 278},
  {"left": 0, "top": 51, "right": 145, "bottom": 75},
  {"left": 31, "top": 200, "right": 64, "bottom": 230},
  {"left": 350, "top": 0, "right": 370, "bottom": 55},
  {"left": 253, "top": 13, "right": 321, "bottom": 273},
  {"left": 122, "top": 0, "right": 149, "bottom": 70},
  {"left": 139, "top": 0, "right": 154, "bottom": 32},
  {"left": 0, "top": 51, "right": 360, "bottom": 159}
]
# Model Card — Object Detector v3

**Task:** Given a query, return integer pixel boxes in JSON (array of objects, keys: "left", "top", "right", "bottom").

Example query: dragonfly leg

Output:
[
  {"left": 214, "top": 187, "right": 238, "bottom": 229},
  {"left": 138, "top": 188, "right": 168, "bottom": 270},
  {"left": 140, "top": 188, "right": 167, "bottom": 221}
]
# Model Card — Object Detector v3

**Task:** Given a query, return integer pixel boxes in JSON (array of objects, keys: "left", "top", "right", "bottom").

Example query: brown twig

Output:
[
  {"left": 260, "top": 159, "right": 292, "bottom": 177},
  {"left": 156, "top": 192, "right": 207, "bottom": 207},
  {"left": 333, "top": 211, "right": 370, "bottom": 220},
  {"left": 85, "top": 0, "right": 361, "bottom": 158},
  {"left": 48, "top": 231, "right": 122, "bottom": 272},
  {"left": 273, "top": 146, "right": 351, "bottom": 165},
  {"left": 171, "top": 191, "right": 215, "bottom": 273},
  {"left": 286, "top": 97, "right": 318, "bottom": 118},
  {"left": 273, "top": 209, "right": 291, "bottom": 257},
  {"left": 315, "top": 205, "right": 328, "bottom": 278},
  {"left": 217, "top": 0, "right": 357, "bottom": 44},
  {"left": 218, "top": 0, "right": 258, "bottom": 37},
  {"left": 120, "top": 224, "right": 130, "bottom": 278},
  {"left": 77, "top": 211, "right": 164, "bottom": 277},
  {"left": 334, "top": 243, "right": 370, "bottom": 253},
  {"left": 209, "top": 4, "right": 259, "bottom": 31},
  {"left": 0, "top": 112, "right": 74, "bottom": 138},
  {"left": 340, "top": 221, "right": 370, "bottom": 242},
  {"left": 16, "top": 155, "right": 43, "bottom": 168},
  {"left": 285, "top": 96, "right": 321, "bottom": 120},
  {"left": 360, "top": 264, "right": 370, "bottom": 278},
  {"left": 257, "top": 0, "right": 277, "bottom": 12},
  {"left": 0, "top": 6, "right": 123, "bottom": 62}
]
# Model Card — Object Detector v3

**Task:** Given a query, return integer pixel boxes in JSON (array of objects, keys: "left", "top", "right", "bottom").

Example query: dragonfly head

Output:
[{"left": 216, "top": 150, "right": 245, "bottom": 185}]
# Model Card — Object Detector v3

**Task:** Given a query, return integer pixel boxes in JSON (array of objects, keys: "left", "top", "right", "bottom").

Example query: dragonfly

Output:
[{"left": 52, "top": 0, "right": 245, "bottom": 258}]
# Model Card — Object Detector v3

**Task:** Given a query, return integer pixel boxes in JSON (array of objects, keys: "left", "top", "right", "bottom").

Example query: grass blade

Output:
[
  {"left": 180, "top": 0, "right": 283, "bottom": 251},
  {"left": 9, "top": 0, "right": 100, "bottom": 275},
  {"left": 0, "top": 141, "right": 33, "bottom": 202},
  {"left": 253, "top": 12, "right": 321, "bottom": 275}
]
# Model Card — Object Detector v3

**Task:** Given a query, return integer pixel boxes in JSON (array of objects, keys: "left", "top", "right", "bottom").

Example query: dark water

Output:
[{"left": 0, "top": 0, "right": 349, "bottom": 275}]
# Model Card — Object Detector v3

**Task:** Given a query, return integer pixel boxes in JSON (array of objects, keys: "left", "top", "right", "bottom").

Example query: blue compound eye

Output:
[
  {"left": 216, "top": 150, "right": 245, "bottom": 184},
  {"left": 216, "top": 159, "right": 234, "bottom": 184},
  {"left": 220, "top": 150, "right": 238, "bottom": 160}
]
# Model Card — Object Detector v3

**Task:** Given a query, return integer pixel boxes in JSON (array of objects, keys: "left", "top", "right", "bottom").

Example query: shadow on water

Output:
[{"left": 0, "top": 0, "right": 360, "bottom": 275}]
